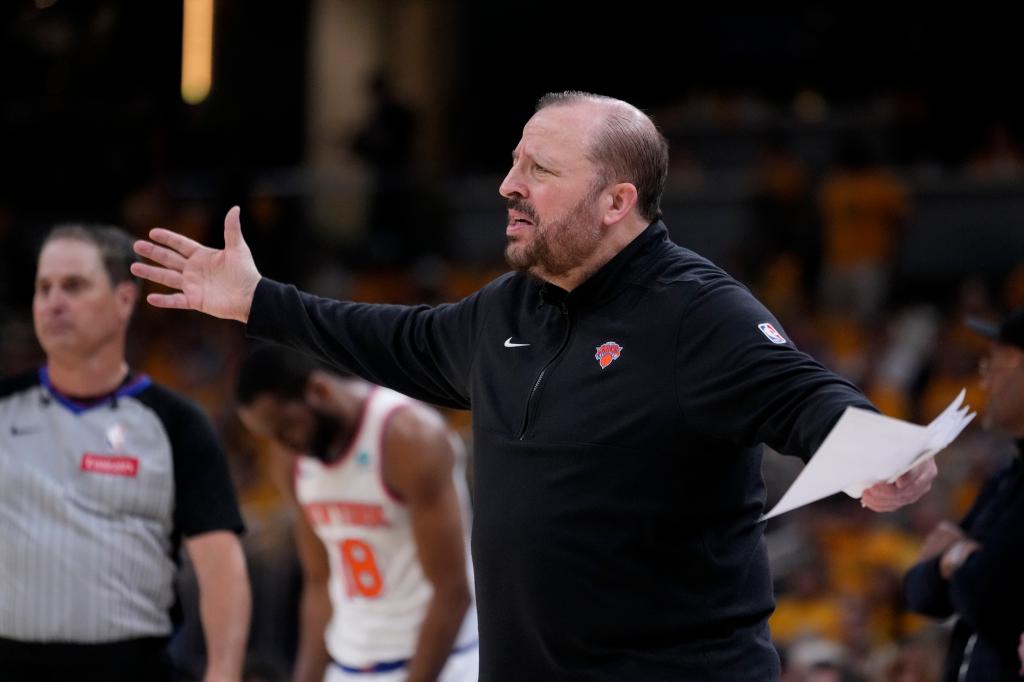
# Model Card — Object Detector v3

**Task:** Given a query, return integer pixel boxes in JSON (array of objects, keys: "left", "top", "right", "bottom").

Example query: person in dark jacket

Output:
[
  {"left": 904, "top": 307, "right": 1024, "bottom": 682},
  {"left": 131, "top": 91, "right": 937, "bottom": 681}
]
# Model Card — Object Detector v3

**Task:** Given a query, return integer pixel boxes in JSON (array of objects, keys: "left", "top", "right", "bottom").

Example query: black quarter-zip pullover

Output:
[{"left": 248, "top": 220, "right": 873, "bottom": 680}]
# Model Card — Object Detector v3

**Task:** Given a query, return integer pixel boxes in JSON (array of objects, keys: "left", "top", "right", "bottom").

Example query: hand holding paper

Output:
[{"left": 763, "top": 390, "right": 974, "bottom": 520}]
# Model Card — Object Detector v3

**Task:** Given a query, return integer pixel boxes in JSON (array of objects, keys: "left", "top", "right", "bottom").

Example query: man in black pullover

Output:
[
  {"left": 132, "top": 91, "right": 937, "bottom": 681},
  {"left": 903, "top": 309, "right": 1024, "bottom": 681}
]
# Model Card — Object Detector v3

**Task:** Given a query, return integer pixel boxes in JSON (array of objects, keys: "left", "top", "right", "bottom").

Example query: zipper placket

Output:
[{"left": 518, "top": 302, "right": 572, "bottom": 440}]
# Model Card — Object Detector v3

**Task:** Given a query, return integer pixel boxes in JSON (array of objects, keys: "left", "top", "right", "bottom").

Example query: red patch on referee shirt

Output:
[{"left": 81, "top": 454, "right": 139, "bottom": 478}]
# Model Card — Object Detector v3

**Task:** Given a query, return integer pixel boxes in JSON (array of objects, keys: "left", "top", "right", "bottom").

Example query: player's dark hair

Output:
[
  {"left": 42, "top": 223, "right": 140, "bottom": 287},
  {"left": 236, "top": 344, "right": 321, "bottom": 405},
  {"left": 236, "top": 344, "right": 354, "bottom": 405}
]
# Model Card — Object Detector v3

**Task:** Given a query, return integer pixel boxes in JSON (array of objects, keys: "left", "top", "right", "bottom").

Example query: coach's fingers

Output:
[
  {"left": 147, "top": 227, "right": 203, "bottom": 258},
  {"left": 897, "top": 458, "right": 938, "bottom": 492},
  {"left": 861, "top": 491, "right": 901, "bottom": 513},
  {"left": 132, "top": 240, "right": 187, "bottom": 272},
  {"left": 130, "top": 262, "right": 184, "bottom": 291},
  {"left": 223, "top": 205, "right": 245, "bottom": 249},
  {"left": 146, "top": 292, "right": 191, "bottom": 309}
]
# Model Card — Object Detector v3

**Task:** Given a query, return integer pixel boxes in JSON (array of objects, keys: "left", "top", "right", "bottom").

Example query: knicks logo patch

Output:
[
  {"left": 758, "top": 322, "right": 787, "bottom": 344},
  {"left": 594, "top": 341, "right": 623, "bottom": 369}
]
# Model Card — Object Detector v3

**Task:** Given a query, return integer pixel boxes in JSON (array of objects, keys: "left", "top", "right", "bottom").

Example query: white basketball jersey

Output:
[{"left": 294, "top": 387, "right": 477, "bottom": 667}]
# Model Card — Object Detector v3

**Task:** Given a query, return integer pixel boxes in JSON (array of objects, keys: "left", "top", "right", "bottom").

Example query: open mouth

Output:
[{"left": 507, "top": 211, "right": 535, "bottom": 228}]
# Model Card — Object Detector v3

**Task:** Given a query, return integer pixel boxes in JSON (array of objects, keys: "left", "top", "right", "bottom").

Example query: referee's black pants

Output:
[{"left": 0, "top": 635, "right": 174, "bottom": 682}]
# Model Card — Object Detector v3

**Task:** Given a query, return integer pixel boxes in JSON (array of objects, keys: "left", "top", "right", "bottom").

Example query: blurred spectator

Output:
[
  {"left": 914, "top": 279, "right": 993, "bottom": 423},
  {"left": 802, "top": 661, "right": 866, "bottom": 682},
  {"left": 818, "top": 135, "right": 909, "bottom": 321},
  {"left": 967, "top": 123, "right": 1024, "bottom": 181},
  {"left": 881, "top": 628, "right": 946, "bottom": 682},
  {"left": 782, "top": 637, "right": 853, "bottom": 681},
  {"left": 1019, "top": 632, "right": 1024, "bottom": 676},
  {"left": 903, "top": 307, "right": 1024, "bottom": 681},
  {"left": 349, "top": 72, "right": 432, "bottom": 266},
  {"left": 746, "top": 133, "right": 814, "bottom": 297},
  {"left": 771, "top": 555, "right": 843, "bottom": 646}
]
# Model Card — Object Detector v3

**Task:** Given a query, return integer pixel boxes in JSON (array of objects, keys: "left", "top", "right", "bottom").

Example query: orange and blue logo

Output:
[{"left": 594, "top": 341, "right": 623, "bottom": 369}]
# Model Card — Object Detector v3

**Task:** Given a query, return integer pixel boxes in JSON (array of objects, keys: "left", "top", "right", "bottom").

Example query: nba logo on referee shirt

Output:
[
  {"left": 106, "top": 423, "right": 126, "bottom": 451},
  {"left": 758, "top": 322, "right": 787, "bottom": 344}
]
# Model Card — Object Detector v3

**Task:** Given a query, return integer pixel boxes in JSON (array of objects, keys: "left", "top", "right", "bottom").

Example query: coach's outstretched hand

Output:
[{"left": 131, "top": 206, "right": 262, "bottom": 323}]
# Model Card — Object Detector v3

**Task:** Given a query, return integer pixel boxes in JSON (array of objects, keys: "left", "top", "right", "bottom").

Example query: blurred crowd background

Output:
[{"left": 2, "top": 2, "right": 1023, "bottom": 680}]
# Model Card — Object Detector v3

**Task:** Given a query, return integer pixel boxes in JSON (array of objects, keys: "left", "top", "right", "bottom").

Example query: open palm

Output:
[{"left": 131, "top": 206, "right": 262, "bottom": 323}]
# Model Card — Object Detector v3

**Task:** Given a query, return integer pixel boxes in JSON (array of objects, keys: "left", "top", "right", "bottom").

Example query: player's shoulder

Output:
[
  {"left": 0, "top": 369, "right": 41, "bottom": 401},
  {"left": 375, "top": 388, "right": 450, "bottom": 448},
  {"left": 376, "top": 388, "right": 445, "bottom": 429}
]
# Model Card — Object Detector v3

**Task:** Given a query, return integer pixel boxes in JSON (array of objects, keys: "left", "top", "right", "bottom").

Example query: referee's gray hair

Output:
[{"left": 42, "top": 223, "right": 140, "bottom": 287}]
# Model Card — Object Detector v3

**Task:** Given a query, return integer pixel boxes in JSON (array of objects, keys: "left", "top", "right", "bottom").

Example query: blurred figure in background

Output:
[
  {"left": 235, "top": 345, "right": 477, "bottom": 682},
  {"left": 903, "top": 307, "right": 1024, "bottom": 681},
  {"left": 818, "top": 134, "right": 909, "bottom": 321},
  {"left": 771, "top": 554, "right": 843, "bottom": 647},
  {"left": 0, "top": 225, "right": 250, "bottom": 682},
  {"left": 350, "top": 73, "right": 427, "bottom": 267}
]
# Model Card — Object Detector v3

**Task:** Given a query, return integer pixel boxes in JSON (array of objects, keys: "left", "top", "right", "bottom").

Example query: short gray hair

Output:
[
  {"left": 536, "top": 91, "right": 669, "bottom": 221},
  {"left": 42, "top": 224, "right": 140, "bottom": 287}
]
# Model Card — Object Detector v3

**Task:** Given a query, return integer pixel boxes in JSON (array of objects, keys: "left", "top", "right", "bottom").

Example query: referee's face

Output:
[{"left": 33, "top": 238, "right": 134, "bottom": 362}]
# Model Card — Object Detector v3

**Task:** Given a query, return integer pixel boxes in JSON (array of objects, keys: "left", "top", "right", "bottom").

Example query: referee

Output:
[{"left": 0, "top": 225, "right": 251, "bottom": 682}]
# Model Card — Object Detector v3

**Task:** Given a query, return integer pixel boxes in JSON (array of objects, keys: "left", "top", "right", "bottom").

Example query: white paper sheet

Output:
[{"left": 762, "top": 390, "right": 975, "bottom": 521}]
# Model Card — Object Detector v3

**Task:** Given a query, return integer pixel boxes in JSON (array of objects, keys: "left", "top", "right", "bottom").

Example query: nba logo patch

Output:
[
  {"left": 106, "top": 423, "right": 126, "bottom": 451},
  {"left": 758, "top": 322, "right": 787, "bottom": 344},
  {"left": 594, "top": 341, "right": 623, "bottom": 369}
]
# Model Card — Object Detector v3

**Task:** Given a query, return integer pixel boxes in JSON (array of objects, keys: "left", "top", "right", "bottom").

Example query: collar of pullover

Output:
[{"left": 538, "top": 219, "right": 669, "bottom": 311}]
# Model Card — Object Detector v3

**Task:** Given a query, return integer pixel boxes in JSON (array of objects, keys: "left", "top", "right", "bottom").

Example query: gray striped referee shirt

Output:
[{"left": 0, "top": 368, "right": 244, "bottom": 643}]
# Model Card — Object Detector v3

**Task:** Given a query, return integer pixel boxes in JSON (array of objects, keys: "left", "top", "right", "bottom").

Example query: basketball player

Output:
[{"left": 235, "top": 345, "right": 477, "bottom": 682}]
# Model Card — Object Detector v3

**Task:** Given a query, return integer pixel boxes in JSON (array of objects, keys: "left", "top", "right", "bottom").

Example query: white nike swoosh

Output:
[{"left": 504, "top": 337, "right": 530, "bottom": 348}]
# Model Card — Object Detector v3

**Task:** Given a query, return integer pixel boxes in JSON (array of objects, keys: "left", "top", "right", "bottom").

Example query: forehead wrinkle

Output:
[
  {"left": 527, "top": 103, "right": 609, "bottom": 173},
  {"left": 520, "top": 126, "right": 593, "bottom": 176}
]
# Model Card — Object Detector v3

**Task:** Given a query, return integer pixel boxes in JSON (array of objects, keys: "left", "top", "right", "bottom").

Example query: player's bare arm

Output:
[
  {"left": 131, "top": 206, "right": 261, "bottom": 323},
  {"left": 292, "top": 501, "right": 334, "bottom": 682},
  {"left": 185, "top": 531, "right": 251, "bottom": 682},
  {"left": 266, "top": 443, "right": 333, "bottom": 682},
  {"left": 382, "top": 407, "right": 473, "bottom": 682}
]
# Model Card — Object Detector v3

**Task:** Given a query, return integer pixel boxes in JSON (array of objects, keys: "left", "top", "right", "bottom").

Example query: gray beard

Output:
[{"left": 504, "top": 197, "right": 603, "bottom": 279}]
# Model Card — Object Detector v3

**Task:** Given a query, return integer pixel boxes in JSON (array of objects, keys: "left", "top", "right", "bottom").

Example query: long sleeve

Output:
[
  {"left": 674, "top": 279, "right": 874, "bottom": 460},
  {"left": 947, "top": 489, "right": 1024, "bottom": 639},
  {"left": 903, "top": 464, "right": 1021, "bottom": 627},
  {"left": 903, "top": 556, "right": 955, "bottom": 618},
  {"left": 246, "top": 277, "right": 491, "bottom": 409}
]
